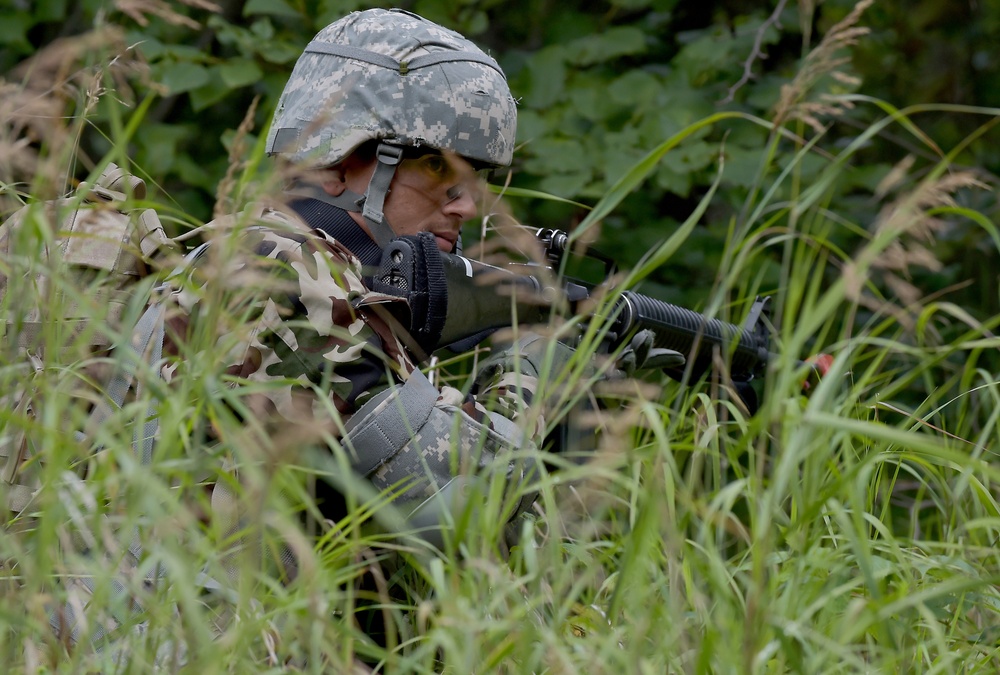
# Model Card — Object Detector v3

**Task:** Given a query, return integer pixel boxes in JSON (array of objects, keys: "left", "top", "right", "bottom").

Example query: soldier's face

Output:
[
  {"left": 329, "top": 150, "right": 482, "bottom": 252},
  {"left": 384, "top": 152, "right": 482, "bottom": 251}
]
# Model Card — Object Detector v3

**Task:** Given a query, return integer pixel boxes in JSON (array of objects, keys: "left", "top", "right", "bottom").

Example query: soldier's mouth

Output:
[{"left": 433, "top": 233, "right": 456, "bottom": 251}]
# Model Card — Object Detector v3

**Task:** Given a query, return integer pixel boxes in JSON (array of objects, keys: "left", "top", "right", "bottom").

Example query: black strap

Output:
[{"left": 287, "top": 197, "right": 383, "bottom": 268}]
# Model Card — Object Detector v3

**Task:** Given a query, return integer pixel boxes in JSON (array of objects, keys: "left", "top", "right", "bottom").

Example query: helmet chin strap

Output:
[{"left": 360, "top": 142, "right": 403, "bottom": 248}]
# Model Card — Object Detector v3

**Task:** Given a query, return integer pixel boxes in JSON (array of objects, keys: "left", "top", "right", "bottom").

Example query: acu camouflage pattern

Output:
[
  {"left": 168, "top": 206, "right": 542, "bottom": 525},
  {"left": 265, "top": 8, "right": 517, "bottom": 169},
  {"left": 367, "top": 389, "right": 526, "bottom": 501}
]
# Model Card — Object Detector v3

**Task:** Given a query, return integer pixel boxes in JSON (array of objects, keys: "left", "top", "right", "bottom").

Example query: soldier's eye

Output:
[{"left": 421, "top": 155, "right": 449, "bottom": 178}]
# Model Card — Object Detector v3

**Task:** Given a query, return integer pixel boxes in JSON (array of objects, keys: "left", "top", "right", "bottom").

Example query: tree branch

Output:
[{"left": 719, "top": 0, "right": 789, "bottom": 105}]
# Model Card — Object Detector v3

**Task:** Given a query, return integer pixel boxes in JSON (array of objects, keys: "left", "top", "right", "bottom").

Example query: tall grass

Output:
[{"left": 4, "top": 10, "right": 1000, "bottom": 673}]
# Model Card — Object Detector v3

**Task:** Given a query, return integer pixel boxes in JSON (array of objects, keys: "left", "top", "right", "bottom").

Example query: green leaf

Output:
[
  {"left": 174, "top": 154, "right": 215, "bottom": 187},
  {"left": 0, "top": 12, "right": 33, "bottom": 53},
  {"left": 567, "top": 82, "right": 625, "bottom": 124},
  {"left": 577, "top": 110, "right": 756, "bottom": 232},
  {"left": 258, "top": 40, "right": 302, "bottom": 64},
  {"left": 522, "top": 137, "right": 587, "bottom": 175},
  {"left": 127, "top": 32, "right": 167, "bottom": 60},
  {"left": 190, "top": 70, "right": 229, "bottom": 111},
  {"left": 523, "top": 46, "right": 566, "bottom": 109},
  {"left": 607, "top": 70, "right": 664, "bottom": 109},
  {"left": 36, "top": 0, "right": 69, "bottom": 22},
  {"left": 720, "top": 144, "right": 766, "bottom": 189},
  {"left": 134, "top": 123, "right": 191, "bottom": 175},
  {"left": 316, "top": 0, "right": 371, "bottom": 25},
  {"left": 539, "top": 172, "right": 591, "bottom": 198},
  {"left": 513, "top": 109, "right": 548, "bottom": 145},
  {"left": 564, "top": 27, "right": 647, "bottom": 66},
  {"left": 464, "top": 10, "right": 489, "bottom": 35},
  {"left": 609, "top": 0, "right": 651, "bottom": 9},
  {"left": 244, "top": 0, "right": 300, "bottom": 19},
  {"left": 674, "top": 25, "right": 737, "bottom": 81},
  {"left": 660, "top": 140, "right": 715, "bottom": 174},
  {"left": 163, "top": 44, "right": 210, "bottom": 61},
  {"left": 654, "top": 164, "right": 693, "bottom": 196},
  {"left": 219, "top": 59, "right": 264, "bottom": 88},
  {"left": 158, "top": 62, "right": 211, "bottom": 95},
  {"left": 250, "top": 18, "right": 276, "bottom": 40},
  {"left": 603, "top": 147, "right": 647, "bottom": 189}
]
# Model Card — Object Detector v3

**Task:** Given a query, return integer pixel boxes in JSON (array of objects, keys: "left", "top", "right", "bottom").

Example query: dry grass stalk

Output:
[
  {"left": 1, "top": 27, "right": 149, "bottom": 206},
  {"left": 874, "top": 154, "right": 916, "bottom": 200},
  {"left": 213, "top": 95, "right": 261, "bottom": 220},
  {"left": 114, "top": 0, "right": 222, "bottom": 29},
  {"left": 772, "top": 0, "right": 873, "bottom": 133},
  {"left": 0, "top": 83, "right": 63, "bottom": 193},
  {"left": 844, "top": 170, "right": 987, "bottom": 329}
]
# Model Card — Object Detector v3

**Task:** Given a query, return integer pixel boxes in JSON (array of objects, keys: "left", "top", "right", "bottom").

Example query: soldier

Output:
[{"left": 171, "top": 7, "right": 571, "bottom": 546}]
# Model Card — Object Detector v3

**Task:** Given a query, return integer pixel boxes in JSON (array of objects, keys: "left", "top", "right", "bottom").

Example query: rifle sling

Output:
[{"left": 286, "top": 195, "right": 384, "bottom": 269}]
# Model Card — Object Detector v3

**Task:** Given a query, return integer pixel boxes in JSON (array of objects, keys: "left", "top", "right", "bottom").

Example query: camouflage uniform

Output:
[{"left": 166, "top": 205, "right": 542, "bottom": 535}]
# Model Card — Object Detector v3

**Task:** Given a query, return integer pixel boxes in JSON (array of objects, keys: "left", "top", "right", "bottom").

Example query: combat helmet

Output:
[{"left": 266, "top": 8, "right": 517, "bottom": 247}]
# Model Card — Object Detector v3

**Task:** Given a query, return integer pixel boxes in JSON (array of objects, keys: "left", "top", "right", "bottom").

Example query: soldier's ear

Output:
[{"left": 321, "top": 166, "right": 349, "bottom": 196}]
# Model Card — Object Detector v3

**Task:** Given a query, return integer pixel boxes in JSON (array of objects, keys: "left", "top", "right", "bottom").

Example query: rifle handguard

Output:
[{"left": 612, "top": 293, "right": 773, "bottom": 379}]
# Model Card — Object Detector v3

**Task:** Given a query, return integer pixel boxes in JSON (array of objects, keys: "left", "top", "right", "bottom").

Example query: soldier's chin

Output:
[{"left": 435, "top": 235, "right": 454, "bottom": 252}]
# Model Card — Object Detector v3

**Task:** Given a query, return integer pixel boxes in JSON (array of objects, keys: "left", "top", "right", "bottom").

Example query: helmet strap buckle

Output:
[
  {"left": 375, "top": 143, "right": 404, "bottom": 167},
  {"left": 362, "top": 142, "right": 404, "bottom": 247}
]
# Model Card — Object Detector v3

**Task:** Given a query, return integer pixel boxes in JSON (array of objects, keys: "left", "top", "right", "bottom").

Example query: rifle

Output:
[{"left": 370, "top": 227, "right": 777, "bottom": 385}]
